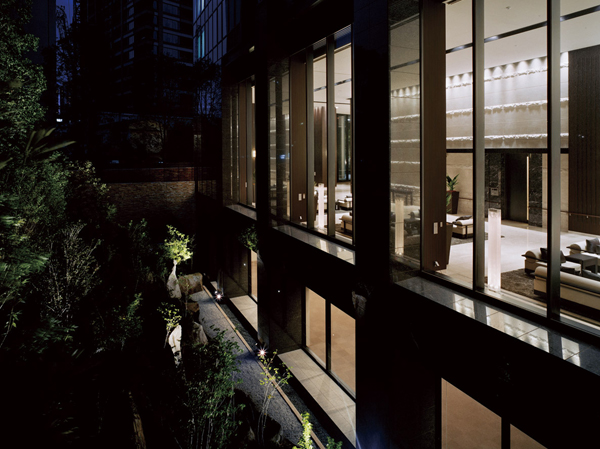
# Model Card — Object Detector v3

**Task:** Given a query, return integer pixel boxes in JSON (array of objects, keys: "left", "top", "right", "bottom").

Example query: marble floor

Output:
[
  {"left": 441, "top": 220, "right": 591, "bottom": 285},
  {"left": 229, "top": 295, "right": 258, "bottom": 331}
]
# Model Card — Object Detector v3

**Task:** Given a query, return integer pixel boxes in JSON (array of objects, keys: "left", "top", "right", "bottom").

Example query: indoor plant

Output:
[{"left": 446, "top": 174, "right": 460, "bottom": 214}]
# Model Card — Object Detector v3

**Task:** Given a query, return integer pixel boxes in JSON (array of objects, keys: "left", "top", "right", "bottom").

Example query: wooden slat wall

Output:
[{"left": 569, "top": 46, "right": 600, "bottom": 234}]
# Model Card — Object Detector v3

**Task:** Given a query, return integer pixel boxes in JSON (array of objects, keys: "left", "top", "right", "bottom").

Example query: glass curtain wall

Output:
[
  {"left": 225, "top": 84, "right": 239, "bottom": 204},
  {"left": 251, "top": 84, "right": 256, "bottom": 205},
  {"left": 269, "top": 62, "right": 291, "bottom": 220},
  {"left": 443, "top": 0, "right": 473, "bottom": 285},
  {"left": 392, "top": 0, "right": 600, "bottom": 328},
  {"left": 305, "top": 288, "right": 326, "bottom": 366},
  {"left": 558, "top": 2, "right": 600, "bottom": 327},
  {"left": 270, "top": 28, "right": 354, "bottom": 243},
  {"left": 389, "top": 1, "right": 421, "bottom": 269},
  {"left": 250, "top": 250, "right": 258, "bottom": 301},
  {"left": 331, "top": 304, "right": 355, "bottom": 392},
  {"left": 442, "top": 379, "right": 546, "bottom": 448},
  {"left": 305, "top": 288, "right": 356, "bottom": 395},
  {"left": 237, "top": 79, "right": 256, "bottom": 207},
  {"left": 482, "top": 1, "right": 547, "bottom": 301},
  {"left": 313, "top": 39, "right": 329, "bottom": 232},
  {"left": 334, "top": 27, "right": 353, "bottom": 243}
]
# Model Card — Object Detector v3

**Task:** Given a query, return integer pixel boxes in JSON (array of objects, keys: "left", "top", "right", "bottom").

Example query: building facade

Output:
[
  {"left": 79, "top": 0, "right": 194, "bottom": 114},
  {"left": 198, "top": 0, "right": 600, "bottom": 447}
]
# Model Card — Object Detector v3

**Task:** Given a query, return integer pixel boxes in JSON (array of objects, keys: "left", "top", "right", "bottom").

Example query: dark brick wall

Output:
[{"left": 103, "top": 168, "right": 196, "bottom": 236}]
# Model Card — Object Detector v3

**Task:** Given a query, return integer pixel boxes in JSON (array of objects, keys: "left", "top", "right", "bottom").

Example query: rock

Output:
[
  {"left": 270, "top": 425, "right": 283, "bottom": 445},
  {"left": 178, "top": 272, "right": 204, "bottom": 296},
  {"left": 186, "top": 301, "right": 199, "bottom": 314},
  {"left": 166, "top": 263, "right": 181, "bottom": 299},
  {"left": 192, "top": 322, "right": 208, "bottom": 346}
]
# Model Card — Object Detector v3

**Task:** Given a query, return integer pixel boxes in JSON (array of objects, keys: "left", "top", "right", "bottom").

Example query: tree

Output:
[
  {"left": 192, "top": 58, "right": 222, "bottom": 121},
  {"left": 0, "top": 0, "right": 46, "bottom": 161},
  {"left": 177, "top": 330, "right": 244, "bottom": 449},
  {"left": 294, "top": 413, "right": 342, "bottom": 449}
]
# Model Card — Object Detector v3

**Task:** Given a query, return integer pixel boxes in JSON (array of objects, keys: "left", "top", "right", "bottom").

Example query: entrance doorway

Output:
[{"left": 505, "top": 153, "right": 529, "bottom": 223}]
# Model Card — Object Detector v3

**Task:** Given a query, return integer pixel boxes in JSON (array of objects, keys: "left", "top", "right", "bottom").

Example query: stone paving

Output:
[{"left": 187, "top": 288, "right": 332, "bottom": 448}]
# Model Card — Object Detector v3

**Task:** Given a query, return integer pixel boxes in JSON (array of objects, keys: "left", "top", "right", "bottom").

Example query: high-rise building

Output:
[
  {"left": 26, "top": 0, "right": 57, "bottom": 124},
  {"left": 199, "top": 0, "right": 600, "bottom": 447},
  {"left": 192, "top": 0, "right": 241, "bottom": 64},
  {"left": 79, "top": 0, "right": 194, "bottom": 115}
]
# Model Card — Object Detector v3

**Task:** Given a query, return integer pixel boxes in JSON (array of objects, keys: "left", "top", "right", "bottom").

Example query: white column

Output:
[
  {"left": 317, "top": 183, "right": 325, "bottom": 229},
  {"left": 395, "top": 196, "right": 405, "bottom": 255},
  {"left": 488, "top": 208, "right": 501, "bottom": 292}
]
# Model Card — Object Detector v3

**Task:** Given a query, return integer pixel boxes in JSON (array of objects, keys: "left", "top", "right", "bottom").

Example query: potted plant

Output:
[{"left": 446, "top": 174, "right": 460, "bottom": 214}]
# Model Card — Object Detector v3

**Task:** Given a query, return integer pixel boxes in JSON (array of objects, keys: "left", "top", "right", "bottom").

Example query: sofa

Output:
[
  {"left": 341, "top": 212, "right": 353, "bottom": 234},
  {"left": 567, "top": 240, "right": 600, "bottom": 260},
  {"left": 446, "top": 214, "right": 473, "bottom": 238},
  {"left": 522, "top": 248, "right": 580, "bottom": 275},
  {"left": 534, "top": 266, "right": 600, "bottom": 312}
]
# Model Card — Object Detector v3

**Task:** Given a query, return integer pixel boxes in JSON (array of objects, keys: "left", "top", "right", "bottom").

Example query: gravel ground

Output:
[{"left": 189, "top": 289, "right": 333, "bottom": 447}]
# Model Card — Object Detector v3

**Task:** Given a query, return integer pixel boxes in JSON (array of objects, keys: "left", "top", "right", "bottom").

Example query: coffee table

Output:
[{"left": 565, "top": 253, "right": 598, "bottom": 274}]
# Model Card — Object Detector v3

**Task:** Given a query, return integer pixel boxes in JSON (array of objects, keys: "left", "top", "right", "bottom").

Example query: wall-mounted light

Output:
[{"left": 252, "top": 150, "right": 256, "bottom": 158}]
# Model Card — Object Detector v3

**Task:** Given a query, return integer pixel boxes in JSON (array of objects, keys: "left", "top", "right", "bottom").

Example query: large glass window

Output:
[
  {"left": 442, "top": 380, "right": 501, "bottom": 448},
  {"left": 391, "top": 0, "right": 600, "bottom": 330},
  {"left": 250, "top": 250, "right": 258, "bottom": 301},
  {"left": 442, "top": 379, "right": 546, "bottom": 448},
  {"left": 331, "top": 304, "right": 355, "bottom": 392},
  {"left": 333, "top": 28, "right": 353, "bottom": 243},
  {"left": 389, "top": 2, "right": 421, "bottom": 268},
  {"left": 269, "top": 28, "right": 353, "bottom": 243},
  {"left": 313, "top": 39, "right": 328, "bottom": 232},
  {"left": 305, "top": 288, "right": 356, "bottom": 395},
  {"left": 269, "top": 62, "right": 291, "bottom": 220},
  {"left": 305, "top": 288, "right": 326, "bottom": 366},
  {"left": 558, "top": 4, "right": 600, "bottom": 327}
]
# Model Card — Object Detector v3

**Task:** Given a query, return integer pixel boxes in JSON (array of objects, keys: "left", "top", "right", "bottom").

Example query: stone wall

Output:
[{"left": 103, "top": 168, "right": 197, "bottom": 236}]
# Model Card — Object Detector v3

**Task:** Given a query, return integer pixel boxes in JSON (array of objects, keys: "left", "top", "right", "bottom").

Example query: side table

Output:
[{"left": 565, "top": 253, "right": 598, "bottom": 274}]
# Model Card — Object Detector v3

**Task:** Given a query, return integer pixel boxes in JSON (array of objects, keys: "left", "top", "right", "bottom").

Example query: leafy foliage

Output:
[
  {"left": 164, "top": 224, "right": 194, "bottom": 264},
  {"left": 177, "top": 330, "right": 244, "bottom": 449},
  {"left": 23, "top": 128, "right": 75, "bottom": 164},
  {"left": 91, "top": 292, "right": 143, "bottom": 351},
  {"left": 294, "top": 412, "right": 315, "bottom": 449},
  {"left": 66, "top": 159, "right": 116, "bottom": 228},
  {"left": 239, "top": 224, "right": 259, "bottom": 253},
  {"left": 0, "top": 0, "right": 46, "bottom": 161},
  {"left": 257, "top": 350, "right": 292, "bottom": 444},
  {"left": 39, "top": 222, "right": 100, "bottom": 324},
  {"left": 293, "top": 413, "right": 342, "bottom": 449},
  {"left": 160, "top": 301, "right": 182, "bottom": 347},
  {"left": 446, "top": 173, "right": 459, "bottom": 191}
]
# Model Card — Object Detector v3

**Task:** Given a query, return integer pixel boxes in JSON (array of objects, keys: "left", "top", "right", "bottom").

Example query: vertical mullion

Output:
[
  {"left": 326, "top": 301, "right": 332, "bottom": 372},
  {"left": 246, "top": 82, "right": 254, "bottom": 205},
  {"left": 473, "top": 0, "right": 485, "bottom": 289},
  {"left": 307, "top": 48, "right": 316, "bottom": 229},
  {"left": 327, "top": 35, "right": 336, "bottom": 236},
  {"left": 239, "top": 82, "right": 248, "bottom": 204},
  {"left": 547, "top": 0, "right": 561, "bottom": 320}
]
